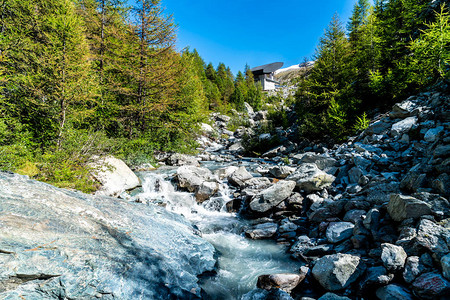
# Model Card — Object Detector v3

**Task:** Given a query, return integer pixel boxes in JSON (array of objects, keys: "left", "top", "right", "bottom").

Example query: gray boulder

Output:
[
  {"left": 245, "top": 222, "right": 278, "bottom": 239},
  {"left": 0, "top": 172, "right": 216, "bottom": 299},
  {"left": 326, "top": 222, "right": 355, "bottom": 244},
  {"left": 312, "top": 253, "right": 365, "bottom": 291},
  {"left": 287, "top": 163, "right": 335, "bottom": 192},
  {"left": 292, "top": 153, "right": 337, "bottom": 171},
  {"left": 391, "top": 117, "right": 417, "bottom": 137},
  {"left": 249, "top": 180, "right": 296, "bottom": 213},
  {"left": 175, "top": 166, "right": 213, "bottom": 192},
  {"left": 381, "top": 243, "right": 407, "bottom": 272},
  {"left": 228, "top": 166, "right": 253, "bottom": 188},
  {"left": 403, "top": 256, "right": 427, "bottom": 283},
  {"left": 415, "top": 219, "right": 450, "bottom": 258},
  {"left": 387, "top": 194, "right": 432, "bottom": 222},
  {"left": 216, "top": 166, "right": 239, "bottom": 180},
  {"left": 257, "top": 269, "right": 308, "bottom": 293},
  {"left": 269, "top": 166, "right": 296, "bottom": 179},
  {"left": 90, "top": 155, "right": 141, "bottom": 197},
  {"left": 195, "top": 181, "right": 219, "bottom": 202},
  {"left": 390, "top": 100, "right": 420, "bottom": 118}
]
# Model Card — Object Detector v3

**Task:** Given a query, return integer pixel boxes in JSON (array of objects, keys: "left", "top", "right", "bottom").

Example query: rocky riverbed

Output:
[{"left": 0, "top": 90, "right": 449, "bottom": 299}]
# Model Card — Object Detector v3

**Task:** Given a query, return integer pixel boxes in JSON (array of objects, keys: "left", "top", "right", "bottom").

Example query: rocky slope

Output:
[
  {"left": 0, "top": 172, "right": 216, "bottom": 299},
  {"left": 159, "top": 90, "right": 449, "bottom": 299}
]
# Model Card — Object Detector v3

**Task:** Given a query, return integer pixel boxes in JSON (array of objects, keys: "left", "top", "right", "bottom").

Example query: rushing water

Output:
[{"left": 134, "top": 159, "right": 301, "bottom": 299}]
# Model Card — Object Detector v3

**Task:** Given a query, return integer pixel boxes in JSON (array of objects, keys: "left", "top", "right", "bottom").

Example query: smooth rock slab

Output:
[
  {"left": 312, "top": 254, "right": 365, "bottom": 291},
  {"left": 326, "top": 222, "right": 355, "bottom": 244},
  {"left": 0, "top": 172, "right": 216, "bottom": 299},
  {"left": 287, "top": 163, "right": 335, "bottom": 192},
  {"left": 91, "top": 155, "right": 140, "bottom": 197},
  {"left": 249, "top": 180, "right": 296, "bottom": 213},
  {"left": 381, "top": 243, "right": 407, "bottom": 272},
  {"left": 387, "top": 194, "right": 432, "bottom": 222}
]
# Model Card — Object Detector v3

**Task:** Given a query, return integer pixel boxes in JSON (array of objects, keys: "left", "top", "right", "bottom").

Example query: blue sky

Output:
[{"left": 161, "top": 0, "right": 358, "bottom": 74}]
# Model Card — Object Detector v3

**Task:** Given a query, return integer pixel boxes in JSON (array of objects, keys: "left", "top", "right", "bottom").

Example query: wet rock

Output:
[
  {"left": 391, "top": 117, "right": 417, "bottom": 137},
  {"left": 381, "top": 243, "right": 407, "bottom": 272},
  {"left": 441, "top": 254, "right": 450, "bottom": 280},
  {"left": 249, "top": 181, "right": 296, "bottom": 213},
  {"left": 228, "top": 166, "right": 253, "bottom": 188},
  {"left": 269, "top": 166, "right": 296, "bottom": 179},
  {"left": 90, "top": 155, "right": 141, "bottom": 197},
  {"left": 318, "top": 292, "right": 351, "bottom": 300},
  {"left": 245, "top": 222, "right": 278, "bottom": 239},
  {"left": 225, "top": 198, "right": 242, "bottom": 213},
  {"left": 312, "top": 253, "right": 365, "bottom": 291},
  {"left": 257, "top": 270, "right": 307, "bottom": 293},
  {"left": 387, "top": 194, "right": 432, "bottom": 222},
  {"left": 166, "top": 153, "right": 200, "bottom": 166},
  {"left": 0, "top": 172, "right": 216, "bottom": 299},
  {"left": 403, "top": 256, "right": 427, "bottom": 283},
  {"left": 241, "top": 288, "right": 294, "bottom": 300},
  {"left": 326, "top": 222, "right": 354, "bottom": 244},
  {"left": 376, "top": 284, "right": 413, "bottom": 300},
  {"left": 287, "top": 163, "right": 335, "bottom": 193},
  {"left": 176, "top": 166, "right": 213, "bottom": 192},
  {"left": 195, "top": 181, "right": 219, "bottom": 202},
  {"left": 412, "top": 272, "right": 450, "bottom": 299}
]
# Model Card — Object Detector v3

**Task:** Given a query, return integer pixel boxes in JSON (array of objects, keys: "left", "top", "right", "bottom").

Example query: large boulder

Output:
[
  {"left": 249, "top": 180, "right": 296, "bottom": 213},
  {"left": 292, "top": 153, "right": 337, "bottom": 171},
  {"left": 326, "top": 222, "right": 354, "bottom": 244},
  {"left": 228, "top": 166, "right": 253, "bottom": 188},
  {"left": 387, "top": 194, "right": 432, "bottom": 222},
  {"left": 175, "top": 166, "right": 213, "bottom": 192},
  {"left": 312, "top": 254, "right": 365, "bottom": 291},
  {"left": 90, "top": 155, "right": 140, "bottom": 197},
  {"left": 391, "top": 117, "right": 417, "bottom": 137},
  {"left": 257, "top": 269, "right": 308, "bottom": 293},
  {"left": 245, "top": 222, "right": 278, "bottom": 239},
  {"left": 287, "top": 163, "right": 335, "bottom": 192},
  {"left": 0, "top": 172, "right": 216, "bottom": 299},
  {"left": 381, "top": 243, "right": 407, "bottom": 272},
  {"left": 415, "top": 219, "right": 450, "bottom": 258},
  {"left": 195, "top": 181, "right": 219, "bottom": 202}
]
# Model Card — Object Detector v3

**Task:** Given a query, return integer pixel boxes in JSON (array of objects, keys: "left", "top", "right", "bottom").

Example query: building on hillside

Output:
[{"left": 250, "top": 62, "right": 284, "bottom": 91}]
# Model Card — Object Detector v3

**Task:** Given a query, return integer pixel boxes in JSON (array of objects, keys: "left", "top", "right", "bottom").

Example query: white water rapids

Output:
[{"left": 134, "top": 162, "right": 300, "bottom": 299}]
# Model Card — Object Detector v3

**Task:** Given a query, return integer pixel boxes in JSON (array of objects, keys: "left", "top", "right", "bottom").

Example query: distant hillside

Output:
[{"left": 274, "top": 62, "right": 314, "bottom": 84}]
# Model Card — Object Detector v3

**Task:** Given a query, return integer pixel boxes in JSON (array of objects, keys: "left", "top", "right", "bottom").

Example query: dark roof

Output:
[{"left": 250, "top": 62, "right": 284, "bottom": 76}]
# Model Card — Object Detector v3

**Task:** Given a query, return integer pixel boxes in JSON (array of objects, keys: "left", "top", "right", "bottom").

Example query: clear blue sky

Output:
[{"left": 161, "top": 0, "right": 358, "bottom": 74}]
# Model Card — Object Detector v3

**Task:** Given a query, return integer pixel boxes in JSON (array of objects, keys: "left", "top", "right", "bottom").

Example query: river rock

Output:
[
  {"left": 326, "top": 222, "right": 355, "bottom": 244},
  {"left": 381, "top": 243, "right": 407, "bottom": 272},
  {"left": 241, "top": 288, "right": 294, "bottom": 300},
  {"left": 286, "top": 163, "right": 335, "bottom": 192},
  {"left": 387, "top": 194, "right": 432, "bottom": 221},
  {"left": 412, "top": 272, "right": 450, "bottom": 299},
  {"left": 0, "top": 172, "right": 216, "bottom": 299},
  {"left": 257, "top": 270, "right": 307, "bottom": 293},
  {"left": 176, "top": 166, "right": 213, "bottom": 192},
  {"left": 312, "top": 253, "right": 365, "bottom": 291},
  {"left": 249, "top": 181, "right": 296, "bottom": 213},
  {"left": 244, "top": 177, "right": 272, "bottom": 190},
  {"left": 376, "top": 284, "right": 413, "bottom": 300},
  {"left": 90, "top": 155, "right": 140, "bottom": 197},
  {"left": 195, "top": 181, "right": 219, "bottom": 202},
  {"left": 245, "top": 222, "right": 278, "bottom": 239},
  {"left": 166, "top": 153, "right": 200, "bottom": 166},
  {"left": 269, "top": 166, "right": 296, "bottom": 179},
  {"left": 216, "top": 166, "right": 239, "bottom": 180},
  {"left": 228, "top": 166, "right": 253, "bottom": 188}
]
